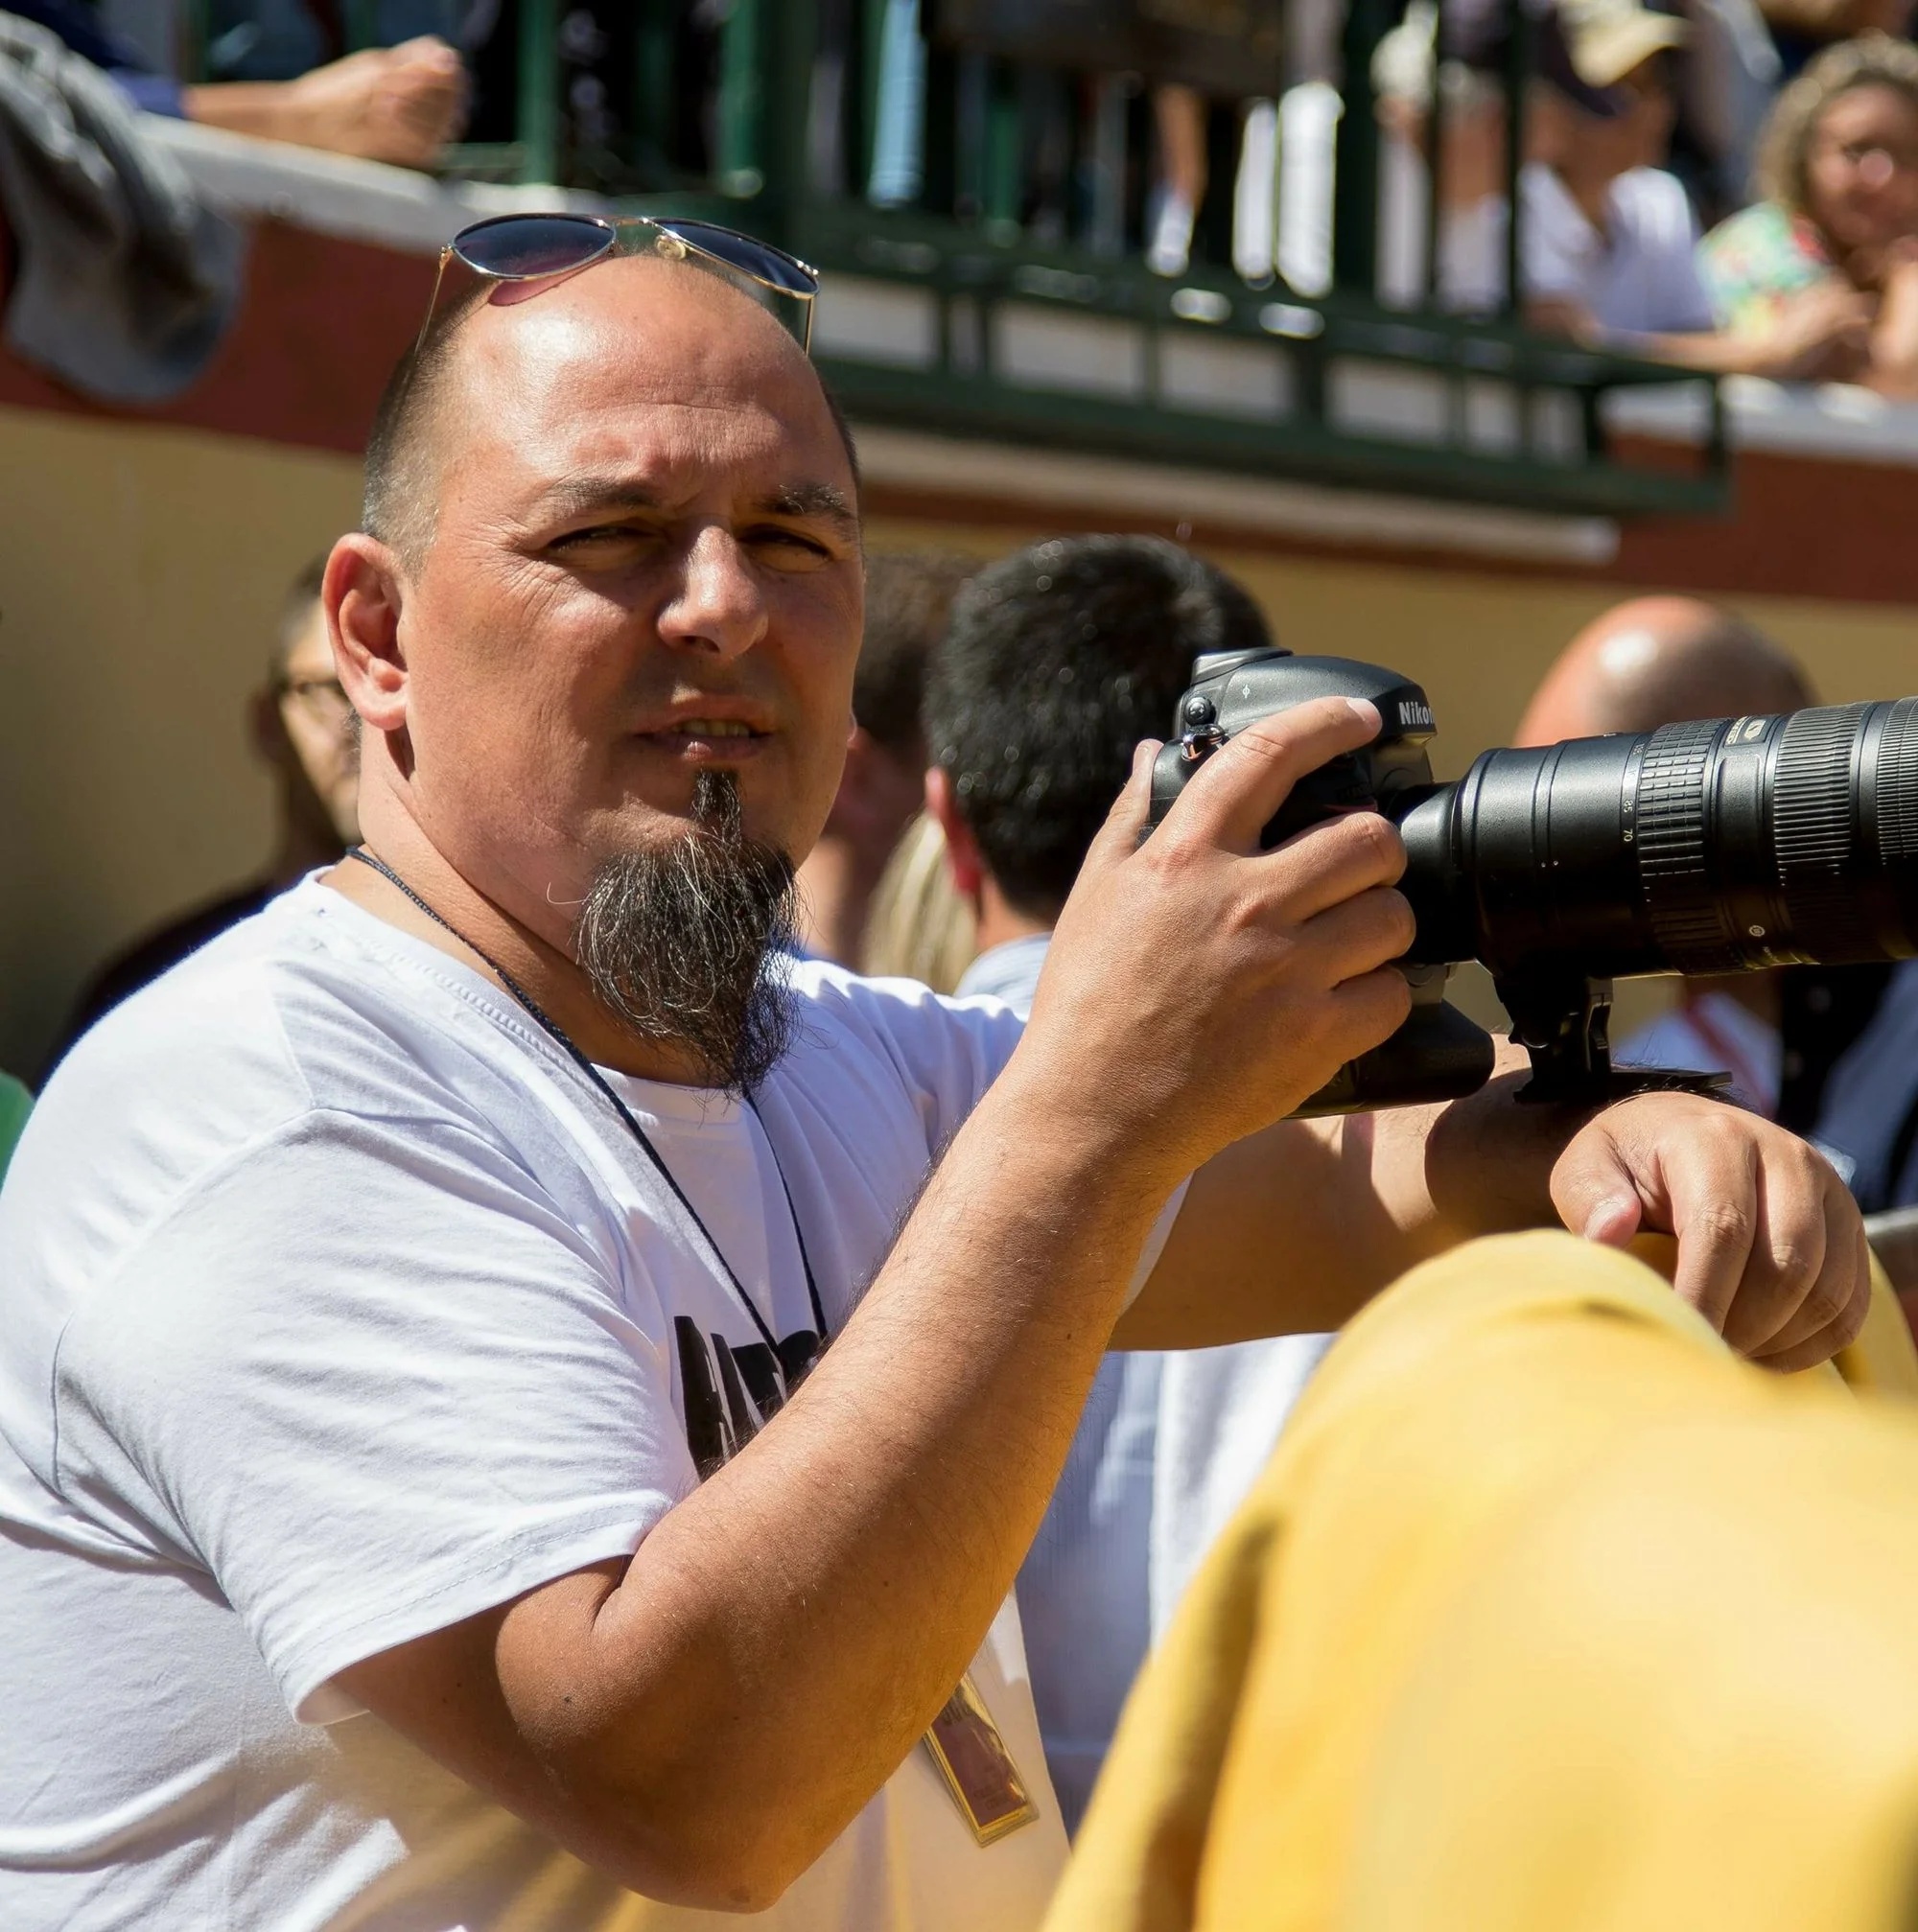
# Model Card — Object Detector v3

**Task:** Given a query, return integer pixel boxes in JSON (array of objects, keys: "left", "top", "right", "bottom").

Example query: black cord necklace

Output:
[{"left": 343, "top": 847, "right": 828, "bottom": 1353}]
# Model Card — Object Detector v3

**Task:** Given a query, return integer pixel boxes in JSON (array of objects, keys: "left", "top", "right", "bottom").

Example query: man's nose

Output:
[{"left": 656, "top": 524, "right": 769, "bottom": 662}]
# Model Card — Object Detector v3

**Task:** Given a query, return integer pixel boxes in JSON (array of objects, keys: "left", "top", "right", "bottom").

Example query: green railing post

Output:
[
  {"left": 341, "top": 1, "right": 381, "bottom": 52},
  {"left": 517, "top": 0, "right": 561, "bottom": 186},
  {"left": 1424, "top": 30, "right": 1447, "bottom": 303},
  {"left": 1332, "top": 0, "right": 1395, "bottom": 295},
  {"left": 178, "top": 0, "right": 210, "bottom": 81},
  {"left": 717, "top": 0, "right": 766, "bottom": 198},
  {"left": 858, "top": 0, "right": 890, "bottom": 194},
  {"left": 1502, "top": 0, "right": 1532, "bottom": 317},
  {"left": 632, "top": 0, "right": 677, "bottom": 185},
  {"left": 984, "top": 60, "right": 1022, "bottom": 242},
  {"left": 757, "top": 1, "right": 818, "bottom": 243}
]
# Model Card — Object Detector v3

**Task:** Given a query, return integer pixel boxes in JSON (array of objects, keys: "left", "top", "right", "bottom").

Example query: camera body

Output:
[
  {"left": 1146, "top": 648, "right": 1497, "bottom": 1117},
  {"left": 1146, "top": 646, "right": 1918, "bottom": 1115}
]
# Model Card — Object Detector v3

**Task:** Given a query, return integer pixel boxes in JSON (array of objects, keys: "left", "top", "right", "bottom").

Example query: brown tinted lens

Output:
[
  {"left": 452, "top": 215, "right": 616, "bottom": 280},
  {"left": 654, "top": 220, "right": 817, "bottom": 295}
]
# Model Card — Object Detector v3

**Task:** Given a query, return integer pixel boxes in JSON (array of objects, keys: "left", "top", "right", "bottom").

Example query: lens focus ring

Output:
[
  {"left": 1773, "top": 704, "right": 1875, "bottom": 957},
  {"left": 1636, "top": 720, "right": 1742, "bottom": 970},
  {"left": 1879, "top": 699, "right": 1918, "bottom": 866}
]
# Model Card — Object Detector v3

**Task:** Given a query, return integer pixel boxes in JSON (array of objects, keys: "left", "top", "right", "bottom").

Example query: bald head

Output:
[
  {"left": 363, "top": 252, "right": 854, "bottom": 570},
  {"left": 1516, "top": 598, "right": 1813, "bottom": 746}
]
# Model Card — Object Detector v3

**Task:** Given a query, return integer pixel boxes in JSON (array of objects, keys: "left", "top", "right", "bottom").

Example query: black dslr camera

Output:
[{"left": 1147, "top": 647, "right": 1918, "bottom": 1116}]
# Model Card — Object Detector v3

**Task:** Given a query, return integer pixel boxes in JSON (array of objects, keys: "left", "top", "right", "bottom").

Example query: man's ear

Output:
[
  {"left": 924, "top": 765, "right": 984, "bottom": 900},
  {"left": 327, "top": 533, "right": 409, "bottom": 734}
]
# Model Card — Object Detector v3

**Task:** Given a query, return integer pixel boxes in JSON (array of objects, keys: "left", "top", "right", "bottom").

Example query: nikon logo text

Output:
[{"left": 1397, "top": 700, "right": 1434, "bottom": 729}]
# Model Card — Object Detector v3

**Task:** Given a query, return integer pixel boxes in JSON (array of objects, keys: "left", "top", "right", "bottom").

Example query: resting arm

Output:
[
  {"left": 338, "top": 701, "right": 1409, "bottom": 1907},
  {"left": 339, "top": 1049, "right": 1167, "bottom": 1909},
  {"left": 1120, "top": 1043, "right": 1871, "bottom": 1373}
]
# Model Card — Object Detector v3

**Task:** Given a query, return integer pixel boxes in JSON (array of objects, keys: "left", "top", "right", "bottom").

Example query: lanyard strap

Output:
[{"left": 343, "top": 848, "right": 828, "bottom": 1352}]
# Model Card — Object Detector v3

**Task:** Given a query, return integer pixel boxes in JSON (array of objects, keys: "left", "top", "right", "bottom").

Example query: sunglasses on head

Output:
[{"left": 417, "top": 212, "right": 820, "bottom": 356}]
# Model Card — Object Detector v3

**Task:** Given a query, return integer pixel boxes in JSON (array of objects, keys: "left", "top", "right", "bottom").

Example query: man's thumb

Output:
[
  {"left": 1552, "top": 1142, "right": 1645, "bottom": 1247},
  {"left": 1082, "top": 739, "right": 1161, "bottom": 873}
]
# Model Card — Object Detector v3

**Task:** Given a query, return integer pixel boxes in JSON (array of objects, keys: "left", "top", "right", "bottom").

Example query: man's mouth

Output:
[{"left": 636, "top": 714, "right": 777, "bottom": 759}]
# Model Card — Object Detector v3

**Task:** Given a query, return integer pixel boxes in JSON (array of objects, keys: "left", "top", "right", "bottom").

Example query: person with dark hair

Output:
[
  {"left": 923, "top": 534, "right": 1335, "bottom": 1827},
  {"left": 45, "top": 551, "right": 360, "bottom": 1068},
  {"left": 0, "top": 237, "right": 1868, "bottom": 1931},
  {"left": 794, "top": 551, "right": 977, "bottom": 965},
  {"left": 925, "top": 535, "right": 1268, "bottom": 943}
]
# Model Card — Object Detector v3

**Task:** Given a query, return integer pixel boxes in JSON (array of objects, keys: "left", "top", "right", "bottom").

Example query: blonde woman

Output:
[
  {"left": 858, "top": 810, "right": 978, "bottom": 993},
  {"left": 1702, "top": 34, "right": 1918, "bottom": 388}
]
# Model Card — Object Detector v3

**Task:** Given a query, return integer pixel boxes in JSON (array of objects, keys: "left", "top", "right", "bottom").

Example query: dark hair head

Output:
[
  {"left": 361, "top": 271, "right": 861, "bottom": 572},
  {"left": 857, "top": 553, "right": 980, "bottom": 763},
  {"left": 924, "top": 534, "right": 1271, "bottom": 920}
]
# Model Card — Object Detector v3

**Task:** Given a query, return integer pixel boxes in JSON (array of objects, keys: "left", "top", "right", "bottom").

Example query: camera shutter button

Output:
[{"left": 1176, "top": 694, "right": 1228, "bottom": 763}]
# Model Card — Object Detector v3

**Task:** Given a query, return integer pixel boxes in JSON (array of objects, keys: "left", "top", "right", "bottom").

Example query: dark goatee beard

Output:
[{"left": 573, "top": 770, "right": 800, "bottom": 1094}]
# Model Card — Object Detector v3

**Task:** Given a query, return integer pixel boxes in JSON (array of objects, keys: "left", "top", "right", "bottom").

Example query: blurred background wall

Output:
[{"left": 7, "top": 398, "right": 1915, "bottom": 1078}]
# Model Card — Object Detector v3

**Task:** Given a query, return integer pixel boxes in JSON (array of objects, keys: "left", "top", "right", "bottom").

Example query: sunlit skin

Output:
[
  {"left": 1806, "top": 83, "right": 1918, "bottom": 274},
  {"left": 324, "top": 258, "right": 862, "bottom": 1078}
]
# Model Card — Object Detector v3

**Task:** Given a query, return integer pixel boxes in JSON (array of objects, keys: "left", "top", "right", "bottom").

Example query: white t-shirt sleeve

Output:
[
  {"left": 805, "top": 966, "right": 1031, "bottom": 1158},
  {"left": 51, "top": 1107, "right": 691, "bottom": 1724},
  {"left": 815, "top": 966, "right": 1186, "bottom": 1306},
  {"left": 1624, "top": 170, "right": 1715, "bottom": 335}
]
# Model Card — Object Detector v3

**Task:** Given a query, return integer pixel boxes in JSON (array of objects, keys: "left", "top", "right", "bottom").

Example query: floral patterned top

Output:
[{"left": 1699, "top": 200, "right": 1840, "bottom": 334}]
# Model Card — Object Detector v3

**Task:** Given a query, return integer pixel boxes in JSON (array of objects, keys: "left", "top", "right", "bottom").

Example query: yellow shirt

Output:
[{"left": 1046, "top": 1230, "right": 1918, "bottom": 1932}]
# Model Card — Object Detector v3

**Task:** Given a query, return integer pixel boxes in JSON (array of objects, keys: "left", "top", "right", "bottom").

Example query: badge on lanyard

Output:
[{"left": 922, "top": 1671, "right": 1040, "bottom": 1846}]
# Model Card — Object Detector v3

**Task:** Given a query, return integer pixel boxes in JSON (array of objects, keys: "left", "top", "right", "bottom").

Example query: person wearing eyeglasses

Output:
[
  {"left": 41, "top": 552, "right": 361, "bottom": 1075},
  {"left": 0, "top": 213, "right": 1873, "bottom": 1932}
]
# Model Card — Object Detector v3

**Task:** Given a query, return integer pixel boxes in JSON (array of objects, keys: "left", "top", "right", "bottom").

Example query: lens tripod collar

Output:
[{"left": 1498, "top": 969, "right": 1737, "bottom": 1108}]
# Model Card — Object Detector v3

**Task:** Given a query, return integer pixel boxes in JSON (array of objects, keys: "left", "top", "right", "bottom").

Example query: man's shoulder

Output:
[
  {"left": 1612, "top": 168, "right": 1699, "bottom": 247},
  {"left": 779, "top": 957, "right": 1026, "bottom": 1110},
  {"left": 24, "top": 883, "right": 536, "bottom": 1204},
  {"left": 789, "top": 953, "right": 1025, "bottom": 1033},
  {"left": 58, "top": 880, "right": 274, "bottom": 1051}
]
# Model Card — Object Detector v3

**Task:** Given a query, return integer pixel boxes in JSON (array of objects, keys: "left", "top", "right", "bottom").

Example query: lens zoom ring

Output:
[
  {"left": 1637, "top": 720, "right": 1741, "bottom": 969},
  {"left": 1774, "top": 705, "right": 1873, "bottom": 954},
  {"left": 1879, "top": 698, "right": 1918, "bottom": 866}
]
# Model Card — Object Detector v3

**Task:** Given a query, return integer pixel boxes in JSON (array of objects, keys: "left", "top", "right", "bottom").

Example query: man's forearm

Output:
[
  {"left": 499, "top": 1045, "right": 1179, "bottom": 1897},
  {"left": 1118, "top": 1039, "right": 1590, "bottom": 1349}
]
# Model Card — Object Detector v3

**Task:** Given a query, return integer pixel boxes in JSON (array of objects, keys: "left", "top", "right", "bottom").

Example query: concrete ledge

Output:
[
  {"left": 852, "top": 423, "right": 1620, "bottom": 566},
  {"left": 140, "top": 115, "right": 606, "bottom": 256}
]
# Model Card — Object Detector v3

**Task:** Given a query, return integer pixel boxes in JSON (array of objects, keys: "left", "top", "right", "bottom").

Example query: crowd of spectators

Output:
[
  {"left": 1359, "top": 0, "right": 1918, "bottom": 388},
  {"left": 21, "top": 0, "right": 1918, "bottom": 393}
]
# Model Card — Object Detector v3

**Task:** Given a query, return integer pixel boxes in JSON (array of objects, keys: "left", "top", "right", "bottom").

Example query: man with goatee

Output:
[{"left": 0, "top": 237, "right": 1871, "bottom": 1931}]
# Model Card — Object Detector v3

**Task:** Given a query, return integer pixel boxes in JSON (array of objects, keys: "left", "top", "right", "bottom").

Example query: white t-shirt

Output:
[
  {"left": 0, "top": 878, "right": 1089, "bottom": 1931},
  {"left": 1392, "top": 161, "right": 1716, "bottom": 339}
]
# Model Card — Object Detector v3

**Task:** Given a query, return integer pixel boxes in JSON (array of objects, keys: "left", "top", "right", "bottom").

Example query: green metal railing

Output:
[{"left": 186, "top": 0, "right": 1728, "bottom": 517}]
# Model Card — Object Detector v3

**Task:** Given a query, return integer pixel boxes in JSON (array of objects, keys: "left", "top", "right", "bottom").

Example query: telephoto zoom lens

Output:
[{"left": 1397, "top": 700, "right": 1918, "bottom": 980}]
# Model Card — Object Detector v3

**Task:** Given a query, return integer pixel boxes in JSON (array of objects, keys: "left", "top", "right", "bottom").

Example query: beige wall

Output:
[
  {"left": 868, "top": 516, "right": 1918, "bottom": 784},
  {"left": 4, "top": 408, "right": 1914, "bottom": 1079},
  {"left": 0, "top": 407, "right": 362, "bottom": 1076}
]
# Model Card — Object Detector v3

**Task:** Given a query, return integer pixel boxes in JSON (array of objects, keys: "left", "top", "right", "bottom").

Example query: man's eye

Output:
[
  {"left": 550, "top": 524, "right": 652, "bottom": 555},
  {"left": 746, "top": 527, "right": 832, "bottom": 562}
]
